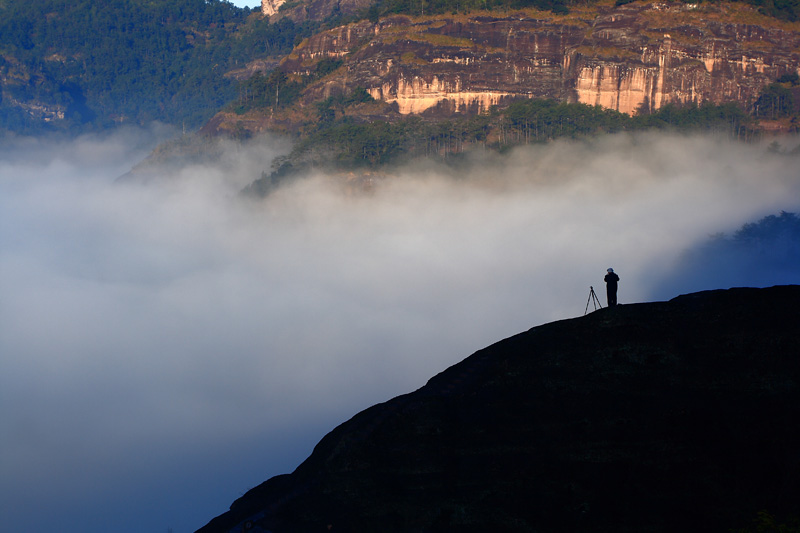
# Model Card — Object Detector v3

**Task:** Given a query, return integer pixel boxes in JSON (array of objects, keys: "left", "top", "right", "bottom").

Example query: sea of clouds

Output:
[{"left": 1, "top": 128, "right": 798, "bottom": 533}]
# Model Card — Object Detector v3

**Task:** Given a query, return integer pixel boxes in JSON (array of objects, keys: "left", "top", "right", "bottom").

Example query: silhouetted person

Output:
[{"left": 604, "top": 268, "right": 620, "bottom": 307}]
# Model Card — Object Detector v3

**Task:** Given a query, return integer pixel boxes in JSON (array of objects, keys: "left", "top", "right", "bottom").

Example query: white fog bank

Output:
[{"left": 1, "top": 130, "right": 798, "bottom": 533}]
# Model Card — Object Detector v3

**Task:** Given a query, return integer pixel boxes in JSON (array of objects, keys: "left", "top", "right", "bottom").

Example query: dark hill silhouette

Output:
[{"left": 197, "top": 285, "right": 800, "bottom": 533}]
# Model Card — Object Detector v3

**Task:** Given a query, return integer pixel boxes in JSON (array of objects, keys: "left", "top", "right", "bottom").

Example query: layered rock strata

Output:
[{"left": 277, "top": 2, "right": 800, "bottom": 117}]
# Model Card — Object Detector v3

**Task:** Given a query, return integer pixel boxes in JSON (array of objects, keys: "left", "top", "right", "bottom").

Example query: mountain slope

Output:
[
  {"left": 197, "top": 285, "right": 800, "bottom": 533},
  {"left": 0, "top": 0, "right": 271, "bottom": 134}
]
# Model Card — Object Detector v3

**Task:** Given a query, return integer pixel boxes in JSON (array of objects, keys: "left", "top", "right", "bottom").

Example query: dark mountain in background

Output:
[
  {"left": 196, "top": 284, "right": 800, "bottom": 533},
  {"left": 653, "top": 211, "right": 800, "bottom": 299}
]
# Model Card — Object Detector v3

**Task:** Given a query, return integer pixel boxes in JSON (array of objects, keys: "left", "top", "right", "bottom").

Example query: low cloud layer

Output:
[{"left": 1, "top": 130, "right": 798, "bottom": 533}]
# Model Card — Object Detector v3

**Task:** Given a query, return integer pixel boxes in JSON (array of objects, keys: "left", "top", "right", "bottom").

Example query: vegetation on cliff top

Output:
[{"left": 365, "top": 0, "right": 800, "bottom": 21}]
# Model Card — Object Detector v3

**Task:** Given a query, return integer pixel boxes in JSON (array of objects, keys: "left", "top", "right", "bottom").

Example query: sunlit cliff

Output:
[{"left": 215, "top": 0, "right": 800, "bottom": 135}]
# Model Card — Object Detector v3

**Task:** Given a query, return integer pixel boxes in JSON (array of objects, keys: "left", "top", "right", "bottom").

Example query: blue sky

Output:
[{"left": 231, "top": 0, "right": 262, "bottom": 9}]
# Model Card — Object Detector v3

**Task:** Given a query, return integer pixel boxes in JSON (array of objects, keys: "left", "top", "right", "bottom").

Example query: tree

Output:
[{"left": 753, "top": 83, "right": 795, "bottom": 119}]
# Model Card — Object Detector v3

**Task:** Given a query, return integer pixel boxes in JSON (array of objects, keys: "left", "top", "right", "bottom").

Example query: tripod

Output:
[{"left": 584, "top": 286, "right": 603, "bottom": 315}]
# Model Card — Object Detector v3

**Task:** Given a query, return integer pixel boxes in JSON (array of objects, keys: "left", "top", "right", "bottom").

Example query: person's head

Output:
[{"left": 607, "top": 268, "right": 614, "bottom": 273}]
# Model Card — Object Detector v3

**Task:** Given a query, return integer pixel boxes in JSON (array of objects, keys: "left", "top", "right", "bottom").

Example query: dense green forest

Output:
[{"left": 0, "top": 0, "right": 320, "bottom": 134}]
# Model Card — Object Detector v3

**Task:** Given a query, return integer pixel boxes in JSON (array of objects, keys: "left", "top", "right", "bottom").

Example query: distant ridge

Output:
[{"left": 197, "top": 286, "right": 800, "bottom": 533}]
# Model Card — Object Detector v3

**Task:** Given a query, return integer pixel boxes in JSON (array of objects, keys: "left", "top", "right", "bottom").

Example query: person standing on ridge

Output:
[{"left": 604, "top": 268, "right": 620, "bottom": 307}]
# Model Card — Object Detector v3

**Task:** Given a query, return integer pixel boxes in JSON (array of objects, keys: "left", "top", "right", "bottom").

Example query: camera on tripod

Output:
[{"left": 584, "top": 286, "right": 603, "bottom": 315}]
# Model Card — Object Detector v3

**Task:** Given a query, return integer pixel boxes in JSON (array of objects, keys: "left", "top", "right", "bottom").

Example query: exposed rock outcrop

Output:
[
  {"left": 262, "top": 0, "right": 374, "bottom": 22},
  {"left": 196, "top": 285, "right": 800, "bottom": 533},
  {"left": 261, "top": 0, "right": 287, "bottom": 17}
]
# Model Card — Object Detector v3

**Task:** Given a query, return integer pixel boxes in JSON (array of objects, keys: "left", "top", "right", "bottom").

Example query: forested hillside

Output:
[
  {"left": 244, "top": 99, "right": 761, "bottom": 194},
  {"left": 0, "top": 0, "right": 317, "bottom": 134}
]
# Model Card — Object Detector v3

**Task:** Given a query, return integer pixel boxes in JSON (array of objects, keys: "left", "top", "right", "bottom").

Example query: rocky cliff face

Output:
[
  {"left": 196, "top": 285, "right": 800, "bottom": 533},
  {"left": 222, "top": 1, "right": 800, "bottom": 135},
  {"left": 298, "top": 3, "right": 800, "bottom": 115}
]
